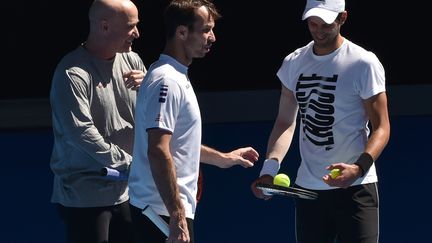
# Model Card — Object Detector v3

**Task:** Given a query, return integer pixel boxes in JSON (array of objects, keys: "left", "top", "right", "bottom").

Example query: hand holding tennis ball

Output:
[
  {"left": 273, "top": 173, "right": 291, "bottom": 188},
  {"left": 329, "top": 168, "right": 341, "bottom": 179}
]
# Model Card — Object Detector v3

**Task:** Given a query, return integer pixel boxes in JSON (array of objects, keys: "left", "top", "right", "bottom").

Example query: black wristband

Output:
[{"left": 354, "top": 152, "right": 374, "bottom": 177}]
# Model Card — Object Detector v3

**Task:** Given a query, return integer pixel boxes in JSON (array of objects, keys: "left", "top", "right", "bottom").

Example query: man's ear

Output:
[
  {"left": 339, "top": 11, "right": 348, "bottom": 25},
  {"left": 100, "top": 19, "right": 109, "bottom": 33},
  {"left": 176, "top": 25, "right": 188, "bottom": 40}
]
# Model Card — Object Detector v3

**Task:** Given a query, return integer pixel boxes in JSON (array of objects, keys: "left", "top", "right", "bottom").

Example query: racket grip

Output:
[
  {"left": 142, "top": 206, "right": 169, "bottom": 236},
  {"left": 100, "top": 167, "right": 128, "bottom": 180}
]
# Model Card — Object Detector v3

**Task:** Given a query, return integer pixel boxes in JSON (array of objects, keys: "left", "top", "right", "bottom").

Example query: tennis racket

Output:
[
  {"left": 255, "top": 182, "right": 318, "bottom": 200},
  {"left": 142, "top": 205, "right": 169, "bottom": 236}
]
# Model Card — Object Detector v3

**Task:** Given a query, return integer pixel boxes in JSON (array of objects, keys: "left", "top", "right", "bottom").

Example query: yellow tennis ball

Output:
[
  {"left": 273, "top": 173, "right": 290, "bottom": 188},
  {"left": 330, "top": 168, "right": 341, "bottom": 179}
]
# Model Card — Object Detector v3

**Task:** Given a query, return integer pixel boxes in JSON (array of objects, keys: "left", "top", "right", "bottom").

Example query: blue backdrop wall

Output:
[{"left": 1, "top": 115, "right": 431, "bottom": 243}]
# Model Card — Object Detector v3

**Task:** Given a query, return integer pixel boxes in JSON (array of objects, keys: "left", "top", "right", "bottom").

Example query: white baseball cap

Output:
[{"left": 302, "top": 0, "right": 345, "bottom": 24}]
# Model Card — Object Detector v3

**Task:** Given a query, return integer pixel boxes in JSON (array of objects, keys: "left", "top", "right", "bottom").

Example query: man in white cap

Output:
[{"left": 251, "top": 0, "right": 390, "bottom": 242}]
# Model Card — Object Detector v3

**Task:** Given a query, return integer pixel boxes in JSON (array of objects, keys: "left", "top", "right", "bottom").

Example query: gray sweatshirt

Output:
[{"left": 50, "top": 45, "right": 146, "bottom": 207}]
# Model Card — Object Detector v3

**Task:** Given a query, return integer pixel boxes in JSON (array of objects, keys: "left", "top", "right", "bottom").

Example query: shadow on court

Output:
[{"left": 0, "top": 115, "right": 430, "bottom": 243}]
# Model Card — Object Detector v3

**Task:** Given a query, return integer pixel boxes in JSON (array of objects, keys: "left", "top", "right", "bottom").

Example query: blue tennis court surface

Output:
[{"left": 1, "top": 115, "right": 431, "bottom": 242}]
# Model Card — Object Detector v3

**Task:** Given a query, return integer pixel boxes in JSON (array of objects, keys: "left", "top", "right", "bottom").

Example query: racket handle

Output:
[
  {"left": 100, "top": 167, "right": 128, "bottom": 180},
  {"left": 142, "top": 206, "right": 169, "bottom": 236}
]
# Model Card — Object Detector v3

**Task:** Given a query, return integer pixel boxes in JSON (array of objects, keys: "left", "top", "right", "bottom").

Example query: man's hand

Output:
[
  {"left": 220, "top": 147, "right": 259, "bottom": 168},
  {"left": 323, "top": 163, "right": 362, "bottom": 188},
  {"left": 250, "top": 174, "right": 273, "bottom": 200},
  {"left": 123, "top": 70, "right": 145, "bottom": 90}
]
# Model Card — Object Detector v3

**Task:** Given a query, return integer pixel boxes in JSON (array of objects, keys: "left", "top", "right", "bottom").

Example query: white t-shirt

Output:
[
  {"left": 277, "top": 39, "right": 386, "bottom": 190},
  {"left": 129, "top": 54, "right": 202, "bottom": 219}
]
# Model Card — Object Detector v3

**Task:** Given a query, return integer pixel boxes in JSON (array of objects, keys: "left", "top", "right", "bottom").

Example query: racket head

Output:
[{"left": 255, "top": 182, "right": 318, "bottom": 200}]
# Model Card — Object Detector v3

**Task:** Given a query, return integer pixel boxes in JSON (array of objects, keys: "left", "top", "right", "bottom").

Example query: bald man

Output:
[{"left": 49, "top": 0, "right": 146, "bottom": 242}]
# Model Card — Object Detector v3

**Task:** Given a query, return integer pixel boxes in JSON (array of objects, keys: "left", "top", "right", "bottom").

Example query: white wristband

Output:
[{"left": 259, "top": 158, "right": 280, "bottom": 177}]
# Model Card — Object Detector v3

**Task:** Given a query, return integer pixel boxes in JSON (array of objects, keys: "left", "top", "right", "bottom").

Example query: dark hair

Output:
[{"left": 163, "top": 0, "right": 221, "bottom": 39}]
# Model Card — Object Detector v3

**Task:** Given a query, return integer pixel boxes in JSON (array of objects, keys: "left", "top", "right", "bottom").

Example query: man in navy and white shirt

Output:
[{"left": 129, "top": 1, "right": 259, "bottom": 242}]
